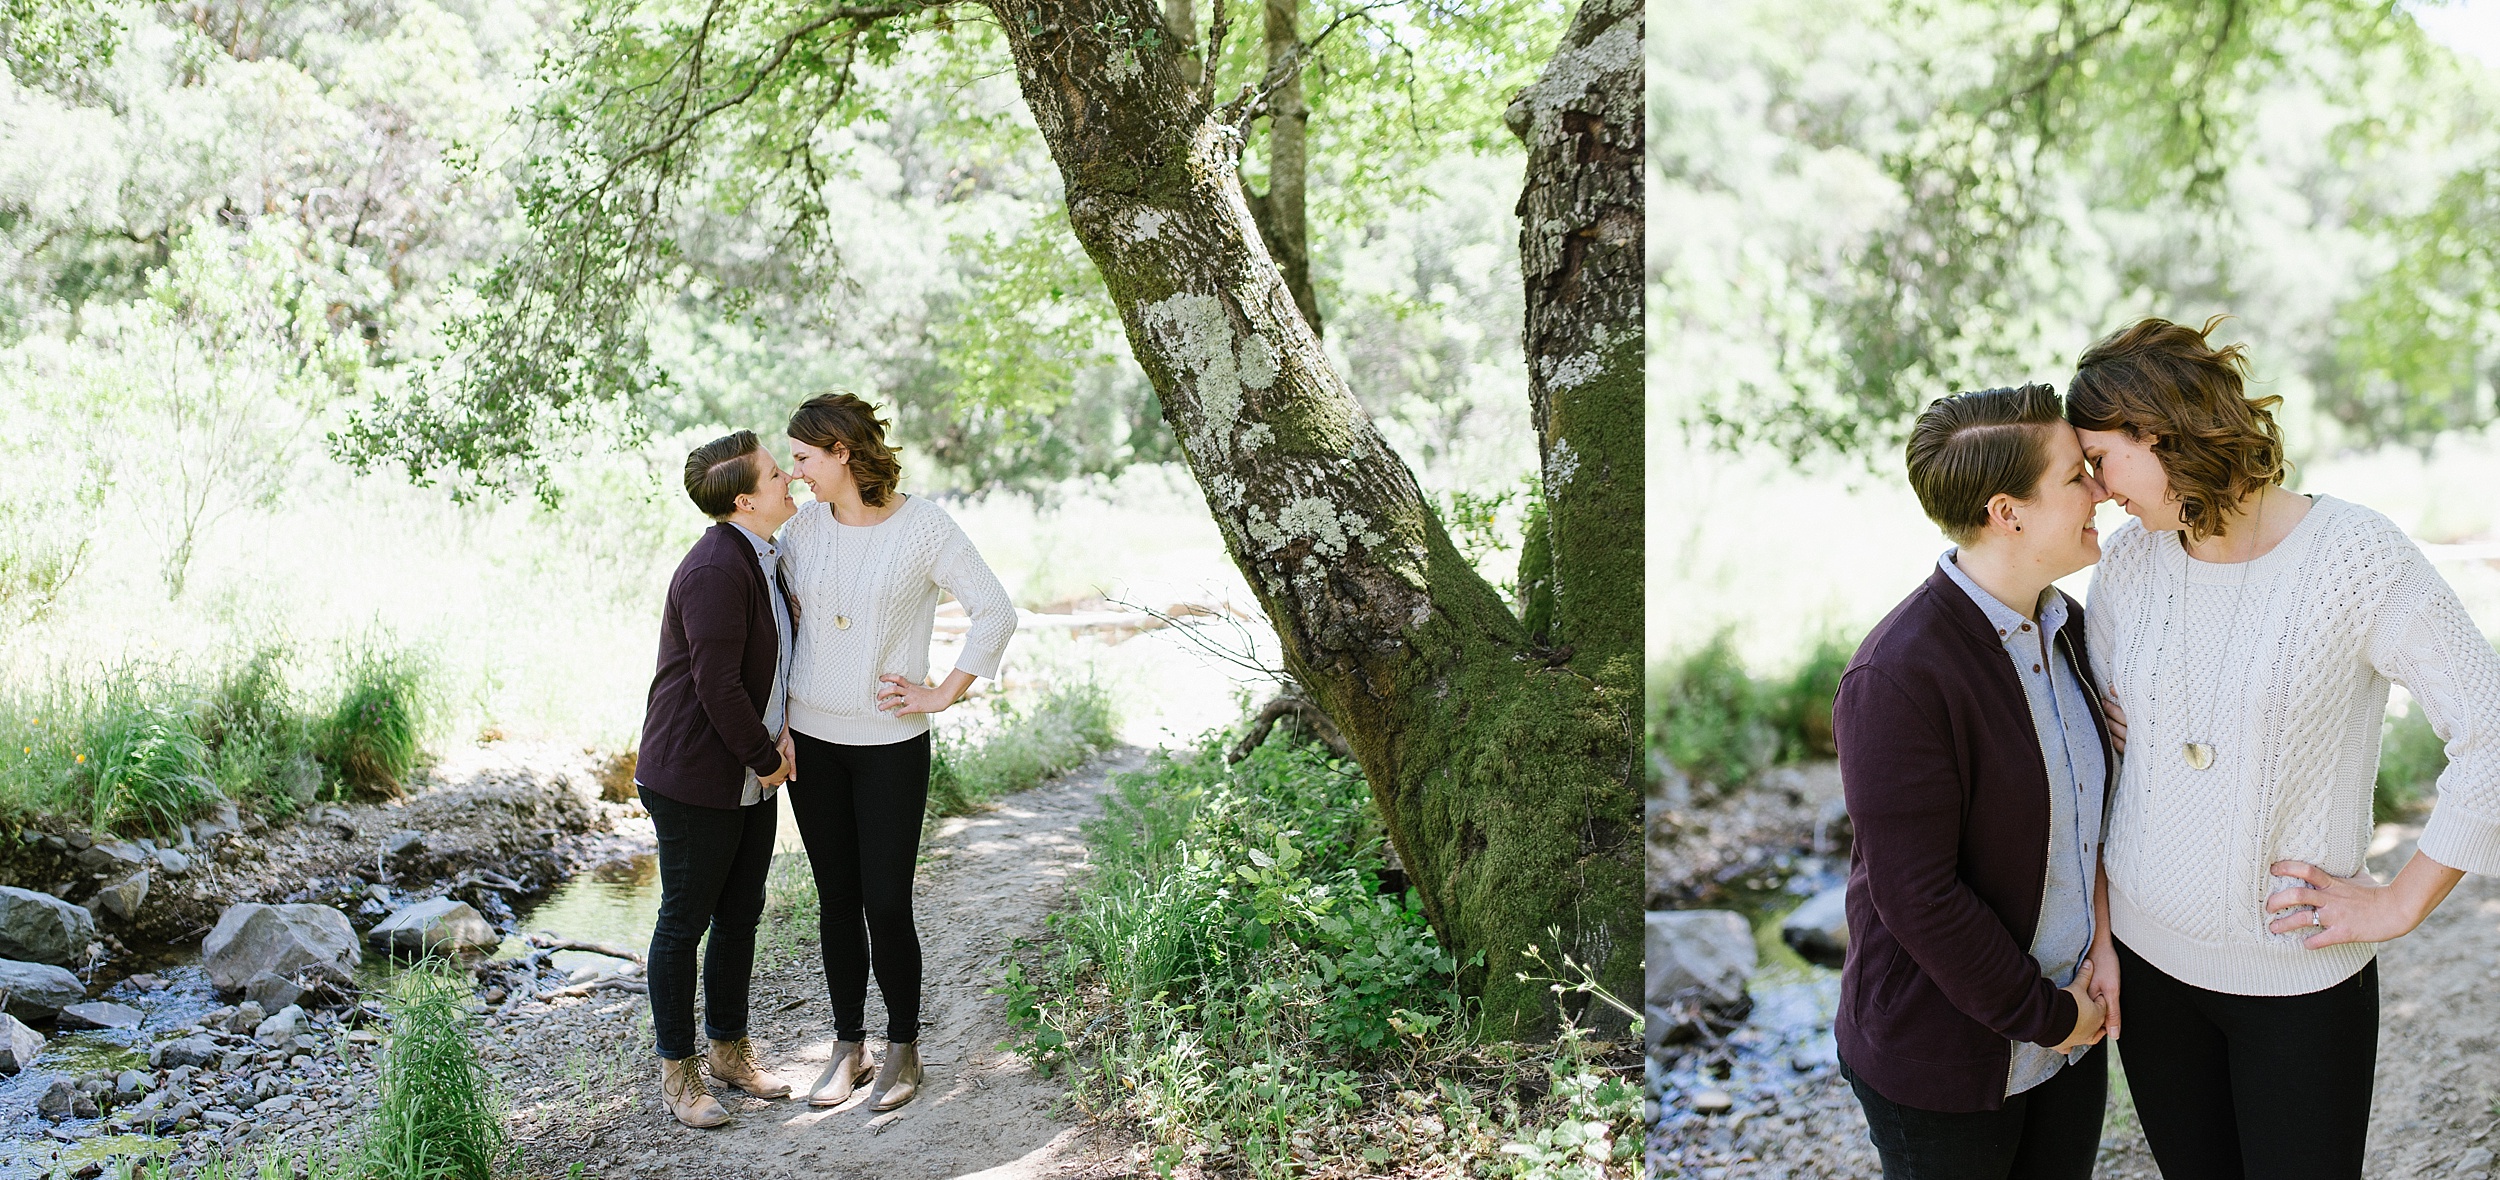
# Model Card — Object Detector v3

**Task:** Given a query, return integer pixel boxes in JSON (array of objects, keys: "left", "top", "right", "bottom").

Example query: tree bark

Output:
[
  {"left": 989, "top": 0, "right": 1639, "bottom": 1033},
  {"left": 1508, "top": 0, "right": 1642, "bottom": 677}
]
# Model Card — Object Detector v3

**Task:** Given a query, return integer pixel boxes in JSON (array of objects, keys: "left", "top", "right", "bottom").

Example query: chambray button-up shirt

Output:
[
  {"left": 735, "top": 522, "right": 792, "bottom": 805},
  {"left": 1939, "top": 551, "right": 2106, "bottom": 1097}
]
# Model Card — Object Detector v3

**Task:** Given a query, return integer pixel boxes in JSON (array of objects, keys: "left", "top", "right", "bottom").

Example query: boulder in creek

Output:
[
  {"left": 1779, "top": 886, "right": 1850, "bottom": 969},
  {"left": 154, "top": 1034, "right": 221, "bottom": 1069},
  {"left": 367, "top": 897, "right": 500, "bottom": 957},
  {"left": 1647, "top": 909, "right": 1757, "bottom": 1054},
  {"left": 253, "top": 1004, "right": 302, "bottom": 1047},
  {"left": 56, "top": 1001, "right": 144, "bottom": 1031},
  {"left": 0, "top": 1013, "right": 44, "bottom": 1075},
  {"left": 0, "top": 885, "right": 97, "bottom": 965},
  {"left": 202, "top": 904, "right": 361, "bottom": 994},
  {"left": 0, "top": 957, "right": 85, "bottom": 1018},
  {"left": 91, "top": 869, "right": 150, "bottom": 922},
  {"left": 243, "top": 971, "right": 303, "bottom": 1012},
  {"left": 1647, "top": 909, "right": 1757, "bottom": 1009}
]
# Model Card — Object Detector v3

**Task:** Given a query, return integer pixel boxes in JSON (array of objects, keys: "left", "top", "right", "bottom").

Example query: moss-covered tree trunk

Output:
[{"left": 990, "top": 0, "right": 1641, "bottom": 1034}]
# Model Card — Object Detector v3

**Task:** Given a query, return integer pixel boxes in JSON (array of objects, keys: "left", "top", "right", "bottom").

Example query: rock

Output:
[
  {"left": 383, "top": 830, "right": 426, "bottom": 863},
  {"left": 76, "top": 839, "right": 150, "bottom": 873},
  {"left": 56, "top": 1001, "right": 143, "bottom": 1030},
  {"left": 38, "top": 1078, "right": 76, "bottom": 1119},
  {"left": 201, "top": 904, "right": 361, "bottom": 993},
  {"left": 229, "top": 1001, "right": 266, "bottom": 1033},
  {"left": 2462, "top": 1148, "right": 2496, "bottom": 1173},
  {"left": 193, "top": 800, "right": 241, "bottom": 842},
  {"left": 253, "top": 1004, "right": 302, "bottom": 1047},
  {"left": 1647, "top": 909, "right": 1757, "bottom": 1009},
  {"left": 254, "top": 1093, "right": 301, "bottom": 1115},
  {"left": 0, "top": 957, "right": 86, "bottom": 1018},
  {"left": 243, "top": 971, "right": 304, "bottom": 1012},
  {"left": 157, "top": 1035, "right": 222, "bottom": 1069},
  {"left": 152, "top": 847, "right": 190, "bottom": 875},
  {"left": 0, "top": 886, "right": 98, "bottom": 965},
  {"left": 1779, "top": 886, "right": 1850, "bottom": 969},
  {"left": 1690, "top": 1088, "right": 1734, "bottom": 1115},
  {"left": 125, "top": 972, "right": 161, "bottom": 990},
  {"left": 0, "top": 1012, "right": 44, "bottom": 1074},
  {"left": 367, "top": 897, "right": 499, "bottom": 957},
  {"left": 90, "top": 870, "right": 150, "bottom": 922},
  {"left": 115, "top": 1069, "right": 150, "bottom": 1095}
]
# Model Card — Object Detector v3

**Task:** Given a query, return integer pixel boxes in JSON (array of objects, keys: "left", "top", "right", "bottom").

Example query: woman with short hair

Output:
[
  {"left": 2072, "top": 316, "right": 2500, "bottom": 1179},
  {"left": 774, "top": 392, "right": 1018, "bottom": 1112},
  {"left": 1833, "top": 383, "right": 2117, "bottom": 1179}
]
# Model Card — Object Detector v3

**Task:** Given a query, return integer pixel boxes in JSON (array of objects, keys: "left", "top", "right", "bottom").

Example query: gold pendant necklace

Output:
[{"left": 2180, "top": 496, "right": 2266, "bottom": 771}]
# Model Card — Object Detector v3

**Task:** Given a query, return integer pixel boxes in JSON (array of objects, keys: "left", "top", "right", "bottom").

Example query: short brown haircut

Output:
[
  {"left": 787, "top": 392, "right": 901, "bottom": 507},
  {"left": 2066, "top": 316, "right": 2285, "bottom": 542},
  {"left": 684, "top": 431, "right": 764, "bottom": 519},
  {"left": 1905, "top": 383, "right": 2065, "bottom": 546}
]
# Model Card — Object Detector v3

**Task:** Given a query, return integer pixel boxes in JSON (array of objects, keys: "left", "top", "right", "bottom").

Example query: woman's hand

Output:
[
  {"left": 2086, "top": 935, "right": 2121, "bottom": 1039},
  {"left": 2266, "top": 855, "right": 2463, "bottom": 948},
  {"left": 2100, "top": 688, "right": 2128, "bottom": 755},
  {"left": 2051, "top": 957, "right": 2107, "bottom": 1053},
  {"left": 877, "top": 669, "right": 977, "bottom": 717}
]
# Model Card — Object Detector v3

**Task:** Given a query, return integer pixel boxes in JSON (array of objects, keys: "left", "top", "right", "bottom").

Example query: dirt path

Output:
[{"left": 502, "top": 747, "right": 1147, "bottom": 1180}]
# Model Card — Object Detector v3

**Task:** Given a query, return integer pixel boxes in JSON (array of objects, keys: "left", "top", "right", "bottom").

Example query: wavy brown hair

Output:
[
  {"left": 2065, "top": 315, "right": 2286, "bottom": 542},
  {"left": 787, "top": 392, "right": 901, "bottom": 507}
]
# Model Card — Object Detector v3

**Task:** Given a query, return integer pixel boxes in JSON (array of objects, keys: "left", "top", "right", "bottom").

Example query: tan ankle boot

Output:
[
  {"left": 868, "top": 1040, "right": 922, "bottom": 1112},
  {"left": 805, "top": 1039, "right": 871, "bottom": 1107},
  {"left": 706, "top": 1036, "right": 791, "bottom": 1099},
  {"left": 660, "top": 1056, "right": 729, "bottom": 1128}
]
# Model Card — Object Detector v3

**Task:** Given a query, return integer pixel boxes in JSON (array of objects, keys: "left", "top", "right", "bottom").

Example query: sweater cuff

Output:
[{"left": 2418, "top": 804, "right": 2500, "bottom": 877}]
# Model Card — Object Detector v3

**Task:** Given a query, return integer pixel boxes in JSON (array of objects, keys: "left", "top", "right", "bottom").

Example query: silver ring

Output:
[{"left": 2311, "top": 910, "right": 2323, "bottom": 928}]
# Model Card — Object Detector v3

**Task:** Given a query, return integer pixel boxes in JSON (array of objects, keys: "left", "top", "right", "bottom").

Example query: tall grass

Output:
[
  {"left": 0, "top": 639, "right": 433, "bottom": 832},
  {"left": 315, "top": 645, "right": 432, "bottom": 800},
  {"left": 359, "top": 962, "right": 507, "bottom": 1180},
  {"left": 928, "top": 679, "right": 1118, "bottom": 816}
]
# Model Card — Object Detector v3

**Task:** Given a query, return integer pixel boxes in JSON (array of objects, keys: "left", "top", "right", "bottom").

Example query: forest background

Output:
[{"left": 0, "top": 0, "right": 1547, "bottom": 750}]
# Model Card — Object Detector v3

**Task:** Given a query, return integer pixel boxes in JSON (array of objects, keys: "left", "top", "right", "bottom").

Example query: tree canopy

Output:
[{"left": 1658, "top": 0, "right": 2500, "bottom": 464}]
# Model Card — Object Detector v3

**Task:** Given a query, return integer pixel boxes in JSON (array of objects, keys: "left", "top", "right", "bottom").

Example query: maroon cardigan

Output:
[
  {"left": 1832, "top": 566, "right": 2116, "bottom": 1113},
  {"left": 636, "top": 523, "right": 790, "bottom": 809}
]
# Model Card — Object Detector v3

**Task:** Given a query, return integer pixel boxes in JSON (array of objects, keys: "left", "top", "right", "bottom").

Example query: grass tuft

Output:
[
  {"left": 360, "top": 962, "right": 507, "bottom": 1180},
  {"left": 314, "top": 643, "right": 432, "bottom": 800},
  {"left": 928, "top": 679, "right": 1117, "bottom": 816}
]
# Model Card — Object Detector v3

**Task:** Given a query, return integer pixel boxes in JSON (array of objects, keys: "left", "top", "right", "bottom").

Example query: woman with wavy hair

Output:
[
  {"left": 774, "top": 392, "right": 1018, "bottom": 1113},
  {"left": 2070, "top": 317, "right": 2500, "bottom": 1178}
]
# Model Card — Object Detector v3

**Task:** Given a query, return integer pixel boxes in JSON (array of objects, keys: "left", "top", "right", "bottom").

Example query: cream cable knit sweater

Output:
[
  {"left": 2087, "top": 495, "right": 2500, "bottom": 995},
  {"left": 779, "top": 495, "right": 1018, "bottom": 746}
]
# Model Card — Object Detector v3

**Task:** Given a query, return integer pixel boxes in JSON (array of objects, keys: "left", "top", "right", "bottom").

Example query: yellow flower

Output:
[{"left": 75, "top": 754, "right": 85, "bottom": 764}]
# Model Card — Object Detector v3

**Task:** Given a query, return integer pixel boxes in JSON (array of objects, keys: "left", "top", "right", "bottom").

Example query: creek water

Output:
[{"left": 1651, "top": 850, "right": 1847, "bottom": 1135}]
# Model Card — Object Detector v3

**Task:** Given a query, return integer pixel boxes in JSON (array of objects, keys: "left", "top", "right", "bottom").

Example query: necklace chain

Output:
[
  {"left": 828, "top": 512, "right": 881, "bottom": 632},
  {"left": 2179, "top": 492, "right": 2268, "bottom": 771}
]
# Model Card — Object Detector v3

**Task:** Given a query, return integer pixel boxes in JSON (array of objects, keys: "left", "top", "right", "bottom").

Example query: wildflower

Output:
[{"left": 75, "top": 754, "right": 85, "bottom": 763}]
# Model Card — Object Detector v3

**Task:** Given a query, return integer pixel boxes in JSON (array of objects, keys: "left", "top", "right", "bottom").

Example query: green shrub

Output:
[
  {"left": 1767, "top": 634, "right": 1852, "bottom": 761},
  {"left": 1004, "top": 728, "right": 1480, "bottom": 1173},
  {"left": 2376, "top": 701, "right": 2449, "bottom": 823},
  {"left": 1659, "top": 635, "right": 1777, "bottom": 792},
  {"left": 315, "top": 645, "right": 431, "bottom": 799},
  {"left": 360, "top": 963, "right": 506, "bottom": 1180}
]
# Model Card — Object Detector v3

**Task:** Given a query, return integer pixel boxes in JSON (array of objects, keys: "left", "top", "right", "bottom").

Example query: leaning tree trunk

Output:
[{"left": 991, "top": 0, "right": 1642, "bottom": 1034}]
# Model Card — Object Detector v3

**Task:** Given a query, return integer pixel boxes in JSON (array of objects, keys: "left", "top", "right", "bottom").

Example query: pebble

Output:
[
  {"left": 2462, "top": 1147, "right": 2496, "bottom": 1172},
  {"left": 1691, "top": 1088, "right": 1734, "bottom": 1115}
]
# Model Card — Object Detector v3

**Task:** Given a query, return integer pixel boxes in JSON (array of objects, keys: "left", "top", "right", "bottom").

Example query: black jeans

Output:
[
  {"left": 1841, "top": 1042, "right": 2105, "bottom": 1180},
  {"left": 640, "top": 784, "right": 777, "bottom": 1060},
  {"left": 786, "top": 729, "right": 930, "bottom": 1043},
  {"left": 2111, "top": 938, "right": 2376, "bottom": 1180}
]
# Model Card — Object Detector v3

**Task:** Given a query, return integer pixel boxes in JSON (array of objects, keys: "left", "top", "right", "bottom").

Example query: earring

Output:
[{"left": 2015, "top": 524, "right": 2023, "bottom": 531}]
